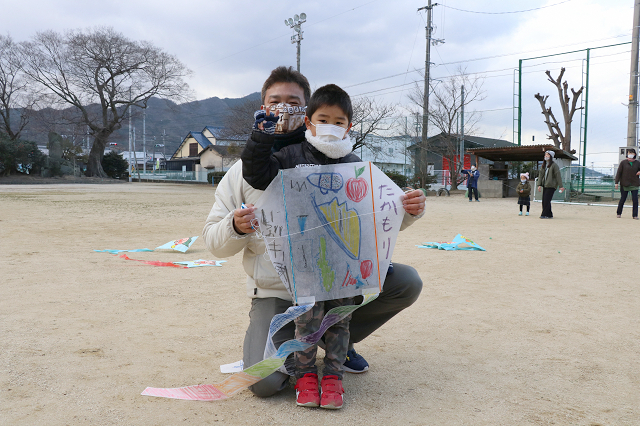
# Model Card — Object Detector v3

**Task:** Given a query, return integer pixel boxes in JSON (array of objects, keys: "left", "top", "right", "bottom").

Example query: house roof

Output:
[
  {"left": 199, "top": 145, "right": 241, "bottom": 157},
  {"left": 466, "top": 144, "right": 578, "bottom": 161},
  {"left": 189, "top": 131, "right": 213, "bottom": 149},
  {"left": 406, "top": 133, "right": 515, "bottom": 151},
  {"left": 204, "top": 126, "right": 225, "bottom": 138}
]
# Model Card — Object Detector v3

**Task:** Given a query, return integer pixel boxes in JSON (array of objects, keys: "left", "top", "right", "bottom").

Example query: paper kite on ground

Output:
[{"left": 417, "top": 234, "right": 486, "bottom": 251}]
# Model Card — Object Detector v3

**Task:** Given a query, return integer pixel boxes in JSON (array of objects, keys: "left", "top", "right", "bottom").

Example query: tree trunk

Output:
[{"left": 86, "top": 133, "right": 109, "bottom": 177}]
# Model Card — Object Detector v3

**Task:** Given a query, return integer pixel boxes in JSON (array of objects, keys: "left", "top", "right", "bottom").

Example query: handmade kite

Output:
[
  {"left": 156, "top": 237, "right": 198, "bottom": 253},
  {"left": 93, "top": 248, "right": 154, "bottom": 254},
  {"left": 142, "top": 162, "right": 404, "bottom": 401},
  {"left": 254, "top": 162, "right": 405, "bottom": 304},
  {"left": 417, "top": 234, "right": 486, "bottom": 251},
  {"left": 173, "top": 260, "right": 227, "bottom": 268}
]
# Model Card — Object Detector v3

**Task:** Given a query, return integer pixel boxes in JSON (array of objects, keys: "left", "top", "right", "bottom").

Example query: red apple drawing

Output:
[
  {"left": 346, "top": 166, "right": 368, "bottom": 202},
  {"left": 360, "top": 259, "right": 373, "bottom": 279}
]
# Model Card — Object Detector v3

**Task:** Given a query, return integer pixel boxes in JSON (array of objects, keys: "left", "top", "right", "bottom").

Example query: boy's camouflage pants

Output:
[{"left": 294, "top": 297, "right": 354, "bottom": 379}]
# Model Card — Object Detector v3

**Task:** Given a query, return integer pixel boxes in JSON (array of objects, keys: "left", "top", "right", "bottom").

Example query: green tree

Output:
[
  {"left": 0, "top": 134, "right": 45, "bottom": 176},
  {"left": 101, "top": 151, "right": 128, "bottom": 179}
]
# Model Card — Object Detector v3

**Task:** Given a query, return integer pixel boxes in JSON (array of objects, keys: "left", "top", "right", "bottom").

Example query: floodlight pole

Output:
[
  {"left": 628, "top": 0, "right": 640, "bottom": 147},
  {"left": 285, "top": 13, "right": 306, "bottom": 72}
]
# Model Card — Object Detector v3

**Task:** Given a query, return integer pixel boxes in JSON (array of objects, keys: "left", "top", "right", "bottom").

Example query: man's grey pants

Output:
[{"left": 242, "top": 263, "right": 423, "bottom": 397}]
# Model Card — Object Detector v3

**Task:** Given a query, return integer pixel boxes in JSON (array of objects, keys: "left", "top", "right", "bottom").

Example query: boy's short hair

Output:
[
  {"left": 306, "top": 84, "right": 353, "bottom": 123},
  {"left": 261, "top": 66, "right": 311, "bottom": 105}
]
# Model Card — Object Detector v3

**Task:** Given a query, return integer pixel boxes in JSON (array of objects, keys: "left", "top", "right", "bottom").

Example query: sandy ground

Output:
[{"left": 1, "top": 182, "right": 638, "bottom": 426}]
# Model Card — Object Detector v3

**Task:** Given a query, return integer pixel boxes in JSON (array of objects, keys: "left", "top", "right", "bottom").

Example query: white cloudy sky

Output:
[{"left": 1, "top": 0, "right": 636, "bottom": 168}]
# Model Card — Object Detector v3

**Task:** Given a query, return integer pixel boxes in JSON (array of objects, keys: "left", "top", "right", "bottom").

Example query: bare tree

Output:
[
  {"left": 534, "top": 68, "right": 583, "bottom": 152},
  {"left": 20, "top": 27, "right": 192, "bottom": 177},
  {"left": 220, "top": 97, "right": 263, "bottom": 140},
  {"left": 349, "top": 97, "right": 397, "bottom": 152},
  {"left": 408, "top": 68, "right": 485, "bottom": 189},
  {"left": 0, "top": 34, "right": 39, "bottom": 140}
]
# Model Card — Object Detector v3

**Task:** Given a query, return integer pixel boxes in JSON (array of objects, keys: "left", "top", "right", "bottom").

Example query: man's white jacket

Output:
[{"left": 203, "top": 160, "right": 422, "bottom": 301}]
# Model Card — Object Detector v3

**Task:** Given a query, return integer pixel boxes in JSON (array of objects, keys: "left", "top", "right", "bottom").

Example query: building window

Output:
[
  {"left": 389, "top": 148, "right": 393, "bottom": 154},
  {"left": 189, "top": 143, "right": 198, "bottom": 157}
]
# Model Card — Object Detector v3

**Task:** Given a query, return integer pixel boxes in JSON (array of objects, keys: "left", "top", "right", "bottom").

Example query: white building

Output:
[{"left": 355, "top": 134, "right": 414, "bottom": 177}]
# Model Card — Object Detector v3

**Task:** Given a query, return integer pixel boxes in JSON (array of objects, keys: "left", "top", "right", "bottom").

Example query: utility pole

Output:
[
  {"left": 628, "top": 0, "right": 640, "bottom": 146},
  {"left": 460, "top": 85, "right": 465, "bottom": 168},
  {"left": 143, "top": 107, "right": 147, "bottom": 175},
  {"left": 285, "top": 13, "right": 307, "bottom": 72},
  {"left": 128, "top": 88, "right": 132, "bottom": 182},
  {"left": 417, "top": 2, "right": 441, "bottom": 185}
]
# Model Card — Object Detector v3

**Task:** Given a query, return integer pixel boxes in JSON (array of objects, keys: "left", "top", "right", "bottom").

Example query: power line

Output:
[
  {"left": 441, "top": 0, "right": 574, "bottom": 15},
  {"left": 343, "top": 34, "right": 631, "bottom": 90}
]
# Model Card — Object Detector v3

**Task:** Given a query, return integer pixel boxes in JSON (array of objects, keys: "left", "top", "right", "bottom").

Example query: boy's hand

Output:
[
  {"left": 233, "top": 204, "right": 257, "bottom": 234},
  {"left": 401, "top": 189, "right": 426, "bottom": 216}
]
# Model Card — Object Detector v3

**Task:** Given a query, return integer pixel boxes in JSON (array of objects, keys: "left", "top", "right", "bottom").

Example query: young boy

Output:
[{"left": 241, "top": 84, "right": 359, "bottom": 409}]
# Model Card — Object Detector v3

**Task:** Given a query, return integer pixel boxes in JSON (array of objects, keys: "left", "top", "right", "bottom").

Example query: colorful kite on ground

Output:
[
  {"left": 93, "top": 248, "right": 154, "bottom": 254},
  {"left": 173, "top": 260, "right": 227, "bottom": 268},
  {"left": 417, "top": 234, "right": 486, "bottom": 251},
  {"left": 142, "top": 162, "right": 405, "bottom": 401},
  {"left": 156, "top": 237, "right": 198, "bottom": 253}
]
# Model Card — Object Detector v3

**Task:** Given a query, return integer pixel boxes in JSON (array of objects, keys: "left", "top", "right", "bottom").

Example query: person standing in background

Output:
[{"left": 615, "top": 148, "right": 640, "bottom": 219}]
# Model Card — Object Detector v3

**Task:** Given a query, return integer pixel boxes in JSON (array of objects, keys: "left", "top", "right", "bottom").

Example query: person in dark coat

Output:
[
  {"left": 615, "top": 148, "right": 640, "bottom": 219},
  {"left": 516, "top": 172, "right": 531, "bottom": 216},
  {"left": 537, "top": 150, "right": 565, "bottom": 219},
  {"left": 461, "top": 165, "right": 480, "bottom": 202}
]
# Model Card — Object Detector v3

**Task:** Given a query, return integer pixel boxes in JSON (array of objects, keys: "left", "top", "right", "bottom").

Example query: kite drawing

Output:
[
  {"left": 156, "top": 237, "right": 198, "bottom": 253},
  {"left": 417, "top": 234, "right": 486, "bottom": 251},
  {"left": 306, "top": 172, "right": 343, "bottom": 194},
  {"left": 255, "top": 162, "right": 405, "bottom": 304},
  {"left": 142, "top": 162, "right": 405, "bottom": 401}
]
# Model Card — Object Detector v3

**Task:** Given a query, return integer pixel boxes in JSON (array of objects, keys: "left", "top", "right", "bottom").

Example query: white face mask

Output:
[
  {"left": 305, "top": 129, "right": 353, "bottom": 159},
  {"left": 521, "top": 179, "right": 526, "bottom": 183},
  {"left": 628, "top": 153, "right": 636, "bottom": 159},
  {"left": 544, "top": 157, "right": 550, "bottom": 162},
  {"left": 309, "top": 122, "right": 348, "bottom": 141}
]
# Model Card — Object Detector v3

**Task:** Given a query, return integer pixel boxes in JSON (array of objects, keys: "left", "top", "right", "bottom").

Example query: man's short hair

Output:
[
  {"left": 305, "top": 84, "right": 353, "bottom": 123},
  {"left": 261, "top": 66, "right": 311, "bottom": 105}
]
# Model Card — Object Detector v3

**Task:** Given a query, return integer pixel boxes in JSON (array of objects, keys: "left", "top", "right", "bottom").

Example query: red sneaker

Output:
[
  {"left": 295, "top": 373, "right": 320, "bottom": 407},
  {"left": 320, "top": 375, "right": 344, "bottom": 409}
]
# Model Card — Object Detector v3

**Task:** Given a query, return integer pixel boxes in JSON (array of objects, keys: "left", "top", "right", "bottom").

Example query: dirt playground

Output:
[{"left": 1, "top": 183, "right": 638, "bottom": 425}]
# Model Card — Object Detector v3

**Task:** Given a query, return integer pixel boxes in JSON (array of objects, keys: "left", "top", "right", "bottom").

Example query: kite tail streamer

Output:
[
  {"left": 141, "top": 293, "right": 378, "bottom": 401},
  {"left": 118, "top": 254, "right": 187, "bottom": 268}
]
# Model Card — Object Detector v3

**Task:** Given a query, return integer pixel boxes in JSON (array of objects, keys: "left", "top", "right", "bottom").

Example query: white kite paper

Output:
[
  {"left": 253, "top": 162, "right": 405, "bottom": 304},
  {"left": 156, "top": 237, "right": 198, "bottom": 253}
]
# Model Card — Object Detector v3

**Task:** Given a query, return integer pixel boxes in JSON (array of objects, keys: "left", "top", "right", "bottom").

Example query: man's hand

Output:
[
  {"left": 233, "top": 204, "right": 257, "bottom": 234},
  {"left": 615, "top": 183, "right": 619, "bottom": 189},
  {"left": 253, "top": 110, "right": 279, "bottom": 134},
  {"left": 538, "top": 186, "right": 542, "bottom": 192},
  {"left": 401, "top": 189, "right": 426, "bottom": 216}
]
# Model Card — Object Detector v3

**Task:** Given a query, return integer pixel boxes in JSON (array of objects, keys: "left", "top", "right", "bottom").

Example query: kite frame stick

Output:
[
  {"left": 281, "top": 170, "right": 299, "bottom": 304},
  {"left": 368, "top": 162, "right": 383, "bottom": 292}
]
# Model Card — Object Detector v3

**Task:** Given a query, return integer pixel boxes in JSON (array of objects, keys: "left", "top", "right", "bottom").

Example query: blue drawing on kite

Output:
[
  {"left": 307, "top": 172, "right": 343, "bottom": 194},
  {"left": 297, "top": 215, "right": 308, "bottom": 235},
  {"left": 312, "top": 194, "right": 361, "bottom": 260}
]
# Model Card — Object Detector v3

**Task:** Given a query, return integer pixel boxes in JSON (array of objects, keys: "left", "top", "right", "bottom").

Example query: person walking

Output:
[
  {"left": 537, "top": 151, "right": 564, "bottom": 219},
  {"left": 615, "top": 148, "right": 640, "bottom": 219}
]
